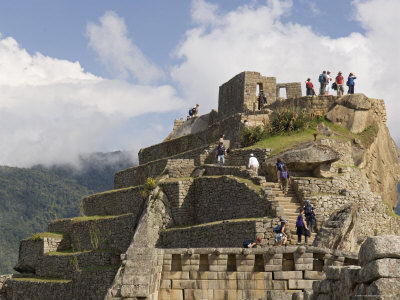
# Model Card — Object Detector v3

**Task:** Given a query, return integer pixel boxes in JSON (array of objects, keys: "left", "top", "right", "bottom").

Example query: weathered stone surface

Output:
[
  {"left": 365, "top": 277, "right": 400, "bottom": 297},
  {"left": 326, "top": 266, "right": 342, "bottom": 280},
  {"left": 359, "top": 258, "right": 400, "bottom": 283},
  {"left": 341, "top": 94, "right": 371, "bottom": 110},
  {"left": 359, "top": 236, "right": 400, "bottom": 266},
  {"left": 262, "top": 142, "right": 340, "bottom": 180}
]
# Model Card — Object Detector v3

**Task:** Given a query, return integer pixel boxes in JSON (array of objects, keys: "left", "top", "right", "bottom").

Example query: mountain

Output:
[{"left": 0, "top": 151, "right": 136, "bottom": 274}]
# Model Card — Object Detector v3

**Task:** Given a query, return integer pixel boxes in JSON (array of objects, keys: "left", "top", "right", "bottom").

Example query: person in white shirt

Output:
[
  {"left": 325, "top": 70, "right": 332, "bottom": 95},
  {"left": 248, "top": 153, "right": 259, "bottom": 174}
]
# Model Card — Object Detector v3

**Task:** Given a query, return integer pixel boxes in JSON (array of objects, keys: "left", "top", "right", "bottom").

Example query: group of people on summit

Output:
[{"left": 306, "top": 70, "right": 357, "bottom": 96}]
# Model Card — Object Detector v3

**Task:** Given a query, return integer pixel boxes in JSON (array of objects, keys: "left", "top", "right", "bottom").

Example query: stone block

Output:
[
  {"left": 162, "top": 272, "right": 189, "bottom": 280},
  {"left": 295, "top": 263, "right": 313, "bottom": 271},
  {"left": 266, "top": 290, "right": 293, "bottom": 300},
  {"left": 170, "top": 289, "right": 184, "bottom": 300},
  {"left": 366, "top": 278, "right": 400, "bottom": 297},
  {"left": 198, "top": 271, "right": 217, "bottom": 280},
  {"left": 171, "top": 279, "right": 196, "bottom": 289},
  {"left": 274, "top": 271, "right": 303, "bottom": 280},
  {"left": 326, "top": 266, "right": 342, "bottom": 280},
  {"left": 265, "top": 264, "right": 282, "bottom": 271},
  {"left": 358, "top": 235, "right": 400, "bottom": 266},
  {"left": 304, "top": 271, "right": 326, "bottom": 280},
  {"left": 252, "top": 272, "right": 272, "bottom": 280},
  {"left": 359, "top": 258, "right": 400, "bottom": 283},
  {"left": 183, "top": 289, "right": 202, "bottom": 300},
  {"left": 288, "top": 280, "right": 314, "bottom": 290},
  {"left": 160, "top": 280, "right": 171, "bottom": 289}
]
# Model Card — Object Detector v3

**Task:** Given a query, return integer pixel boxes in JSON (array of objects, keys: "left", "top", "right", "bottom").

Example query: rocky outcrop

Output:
[
  {"left": 312, "top": 235, "right": 400, "bottom": 299},
  {"left": 262, "top": 142, "right": 340, "bottom": 180}
]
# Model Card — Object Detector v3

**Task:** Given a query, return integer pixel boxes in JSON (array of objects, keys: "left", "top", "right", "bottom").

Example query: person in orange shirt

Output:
[{"left": 335, "top": 71, "right": 345, "bottom": 96}]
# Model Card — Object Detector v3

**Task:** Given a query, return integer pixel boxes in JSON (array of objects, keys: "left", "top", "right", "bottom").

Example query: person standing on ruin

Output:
[
  {"left": 275, "top": 220, "right": 288, "bottom": 246},
  {"left": 215, "top": 142, "right": 226, "bottom": 166},
  {"left": 276, "top": 158, "right": 284, "bottom": 182},
  {"left": 304, "top": 200, "right": 316, "bottom": 233},
  {"left": 335, "top": 71, "right": 345, "bottom": 96},
  {"left": 347, "top": 73, "right": 357, "bottom": 94},
  {"left": 258, "top": 90, "right": 267, "bottom": 110},
  {"left": 279, "top": 165, "right": 290, "bottom": 193},
  {"left": 248, "top": 153, "right": 259, "bottom": 175},
  {"left": 296, "top": 208, "right": 309, "bottom": 245},
  {"left": 306, "top": 78, "right": 315, "bottom": 96},
  {"left": 318, "top": 71, "right": 327, "bottom": 95},
  {"left": 325, "top": 70, "right": 332, "bottom": 95}
]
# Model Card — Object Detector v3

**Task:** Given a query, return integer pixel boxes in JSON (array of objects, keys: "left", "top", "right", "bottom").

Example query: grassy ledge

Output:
[
  {"left": 162, "top": 217, "right": 265, "bottom": 231},
  {"left": 12, "top": 276, "right": 71, "bottom": 283},
  {"left": 27, "top": 232, "right": 64, "bottom": 241}
]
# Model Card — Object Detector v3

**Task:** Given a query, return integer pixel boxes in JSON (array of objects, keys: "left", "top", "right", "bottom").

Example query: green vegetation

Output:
[
  {"left": 140, "top": 177, "right": 157, "bottom": 199},
  {"left": 12, "top": 276, "right": 71, "bottom": 283},
  {"left": 163, "top": 217, "right": 264, "bottom": 231},
  {"left": 29, "top": 232, "right": 64, "bottom": 241},
  {"left": 0, "top": 152, "right": 135, "bottom": 274},
  {"left": 244, "top": 115, "right": 379, "bottom": 156}
]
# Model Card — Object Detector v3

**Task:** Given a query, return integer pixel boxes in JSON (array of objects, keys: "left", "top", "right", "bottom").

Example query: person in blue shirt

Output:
[
  {"left": 215, "top": 142, "right": 226, "bottom": 166},
  {"left": 347, "top": 73, "right": 357, "bottom": 94}
]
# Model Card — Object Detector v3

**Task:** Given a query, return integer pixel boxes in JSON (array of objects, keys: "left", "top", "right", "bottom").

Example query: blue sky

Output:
[{"left": 0, "top": 0, "right": 397, "bottom": 166}]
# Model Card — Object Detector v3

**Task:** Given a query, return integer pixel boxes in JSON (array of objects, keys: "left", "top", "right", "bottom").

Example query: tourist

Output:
[
  {"left": 335, "top": 71, "right": 345, "bottom": 96},
  {"left": 347, "top": 73, "right": 357, "bottom": 94},
  {"left": 188, "top": 104, "right": 199, "bottom": 118},
  {"left": 279, "top": 165, "right": 290, "bottom": 193},
  {"left": 275, "top": 220, "right": 288, "bottom": 246},
  {"left": 304, "top": 200, "right": 316, "bottom": 233},
  {"left": 258, "top": 90, "right": 267, "bottom": 110},
  {"left": 306, "top": 78, "right": 315, "bottom": 96},
  {"left": 215, "top": 142, "right": 226, "bottom": 166},
  {"left": 219, "top": 134, "right": 225, "bottom": 144},
  {"left": 242, "top": 237, "right": 262, "bottom": 248},
  {"left": 296, "top": 208, "right": 310, "bottom": 245},
  {"left": 276, "top": 158, "right": 285, "bottom": 182},
  {"left": 325, "top": 70, "right": 332, "bottom": 95},
  {"left": 318, "top": 71, "right": 327, "bottom": 95},
  {"left": 248, "top": 153, "right": 260, "bottom": 175}
]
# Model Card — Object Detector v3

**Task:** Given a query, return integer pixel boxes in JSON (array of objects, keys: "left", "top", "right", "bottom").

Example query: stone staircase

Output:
[{"left": 261, "top": 181, "right": 316, "bottom": 245}]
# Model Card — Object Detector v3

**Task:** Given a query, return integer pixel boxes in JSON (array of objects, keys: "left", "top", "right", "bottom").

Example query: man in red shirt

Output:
[{"left": 335, "top": 71, "right": 344, "bottom": 96}]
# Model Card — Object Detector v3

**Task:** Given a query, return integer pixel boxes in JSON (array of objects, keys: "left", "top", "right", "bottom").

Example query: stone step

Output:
[
  {"left": 48, "top": 214, "right": 137, "bottom": 253},
  {"left": 36, "top": 250, "right": 121, "bottom": 279},
  {"left": 82, "top": 186, "right": 145, "bottom": 216}
]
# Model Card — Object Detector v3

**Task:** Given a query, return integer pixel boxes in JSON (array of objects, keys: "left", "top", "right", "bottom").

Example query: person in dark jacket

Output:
[
  {"left": 296, "top": 208, "right": 309, "bottom": 245},
  {"left": 347, "top": 73, "right": 357, "bottom": 94},
  {"left": 306, "top": 78, "right": 315, "bottom": 96}
]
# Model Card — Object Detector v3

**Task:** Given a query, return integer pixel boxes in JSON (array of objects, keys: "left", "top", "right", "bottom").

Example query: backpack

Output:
[
  {"left": 296, "top": 215, "right": 304, "bottom": 228},
  {"left": 280, "top": 170, "right": 288, "bottom": 179},
  {"left": 346, "top": 80, "right": 350, "bottom": 86},
  {"left": 277, "top": 162, "right": 284, "bottom": 171},
  {"left": 304, "top": 205, "right": 313, "bottom": 217},
  {"left": 318, "top": 74, "right": 325, "bottom": 83},
  {"left": 306, "top": 82, "right": 312, "bottom": 89},
  {"left": 273, "top": 225, "right": 282, "bottom": 233},
  {"left": 332, "top": 82, "right": 337, "bottom": 90},
  {"left": 188, "top": 108, "right": 195, "bottom": 116},
  {"left": 242, "top": 239, "right": 252, "bottom": 248}
]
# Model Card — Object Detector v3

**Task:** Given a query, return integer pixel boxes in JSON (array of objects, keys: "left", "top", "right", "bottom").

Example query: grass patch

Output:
[
  {"left": 28, "top": 232, "right": 64, "bottom": 241},
  {"left": 247, "top": 118, "right": 379, "bottom": 156},
  {"left": 12, "top": 276, "right": 71, "bottom": 283},
  {"left": 233, "top": 177, "right": 263, "bottom": 194},
  {"left": 45, "top": 249, "right": 89, "bottom": 256},
  {"left": 163, "top": 217, "right": 265, "bottom": 231},
  {"left": 87, "top": 186, "right": 142, "bottom": 198}
]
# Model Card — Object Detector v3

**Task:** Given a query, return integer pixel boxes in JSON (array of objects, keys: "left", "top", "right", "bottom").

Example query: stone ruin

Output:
[{"left": 0, "top": 71, "right": 400, "bottom": 299}]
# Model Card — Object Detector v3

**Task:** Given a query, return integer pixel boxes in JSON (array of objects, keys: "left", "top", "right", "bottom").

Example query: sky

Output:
[{"left": 0, "top": 0, "right": 397, "bottom": 167}]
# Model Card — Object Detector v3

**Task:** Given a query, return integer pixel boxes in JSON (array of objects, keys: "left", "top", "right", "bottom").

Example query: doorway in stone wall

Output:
[{"left": 256, "top": 83, "right": 263, "bottom": 96}]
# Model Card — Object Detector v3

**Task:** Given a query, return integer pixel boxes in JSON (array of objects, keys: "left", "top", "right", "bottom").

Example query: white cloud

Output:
[
  {"left": 86, "top": 11, "right": 164, "bottom": 84},
  {"left": 0, "top": 34, "right": 182, "bottom": 167},
  {"left": 171, "top": 0, "right": 400, "bottom": 143}
]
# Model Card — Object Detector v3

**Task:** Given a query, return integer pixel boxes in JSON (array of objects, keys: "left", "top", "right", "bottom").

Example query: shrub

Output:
[
  {"left": 240, "top": 125, "right": 268, "bottom": 147},
  {"left": 141, "top": 177, "right": 157, "bottom": 199},
  {"left": 270, "top": 111, "right": 313, "bottom": 134}
]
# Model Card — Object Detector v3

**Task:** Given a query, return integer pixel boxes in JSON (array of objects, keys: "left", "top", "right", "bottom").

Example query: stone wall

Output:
[
  {"left": 267, "top": 95, "right": 337, "bottom": 117},
  {"left": 157, "top": 247, "right": 357, "bottom": 300},
  {"left": 193, "top": 176, "right": 271, "bottom": 224},
  {"left": 225, "top": 148, "right": 271, "bottom": 168},
  {"left": 276, "top": 82, "right": 302, "bottom": 99},
  {"left": 157, "top": 217, "right": 289, "bottom": 248},
  {"left": 114, "top": 145, "right": 211, "bottom": 189},
  {"left": 312, "top": 235, "right": 400, "bottom": 299},
  {"left": 82, "top": 186, "right": 145, "bottom": 216},
  {"left": 138, "top": 114, "right": 242, "bottom": 165},
  {"left": 48, "top": 214, "right": 137, "bottom": 253}
]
